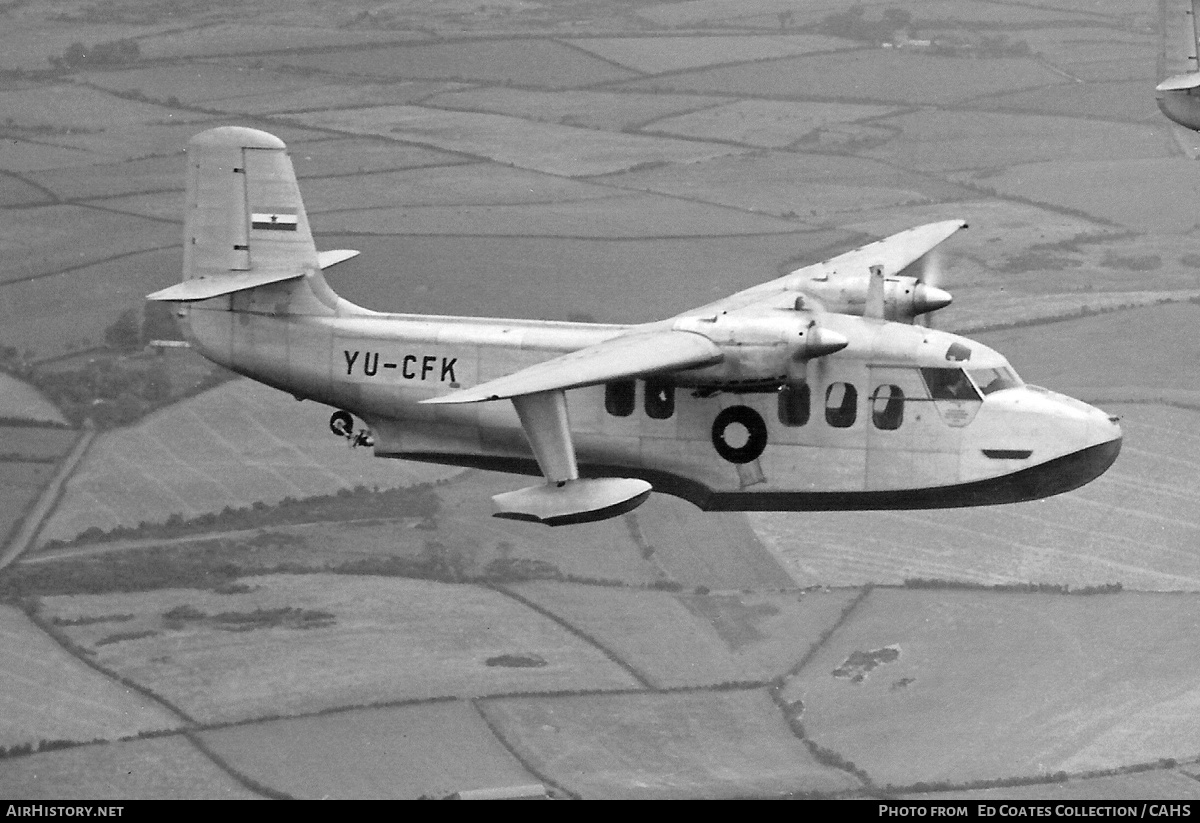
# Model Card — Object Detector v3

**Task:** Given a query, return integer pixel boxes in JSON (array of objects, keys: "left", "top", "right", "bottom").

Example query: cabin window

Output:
[
  {"left": 644, "top": 380, "right": 675, "bottom": 420},
  {"left": 871, "top": 384, "right": 905, "bottom": 430},
  {"left": 778, "top": 382, "right": 810, "bottom": 427},
  {"left": 967, "top": 367, "right": 1022, "bottom": 396},
  {"left": 920, "top": 368, "right": 980, "bottom": 402},
  {"left": 605, "top": 380, "right": 635, "bottom": 417},
  {"left": 825, "top": 382, "right": 857, "bottom": 428}
]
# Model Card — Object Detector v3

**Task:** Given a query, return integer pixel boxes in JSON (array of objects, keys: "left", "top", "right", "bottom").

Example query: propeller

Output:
[{"left": 911, "top": 246, "right": 952, "bottom": 327}]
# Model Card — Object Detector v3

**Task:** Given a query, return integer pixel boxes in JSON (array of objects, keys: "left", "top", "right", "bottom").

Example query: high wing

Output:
[
  {"left": 423, "top": 329, "right": 721, "bottom": 405},
  {"left": 674, "top": 219, "right": 967, "bottom": 319},
  {"left": 427, "top": 220, "right": 963, "bottom": 406}
]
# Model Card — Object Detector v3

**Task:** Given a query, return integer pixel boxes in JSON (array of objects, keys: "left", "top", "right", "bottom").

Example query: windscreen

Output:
[
  {"left": 967, "top": 366, "right": 1022, "bottom": 396},
  {"left": 920, "top": 367, "right": 980, "bottom": 401}
]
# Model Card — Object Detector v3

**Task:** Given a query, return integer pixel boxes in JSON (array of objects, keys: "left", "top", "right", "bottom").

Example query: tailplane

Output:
[{"left": 148, "top": 127, "right": 356, "bottom": 307}]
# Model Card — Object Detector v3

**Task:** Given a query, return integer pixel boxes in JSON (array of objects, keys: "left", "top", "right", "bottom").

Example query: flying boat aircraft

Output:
[{"left": 148, "top": 127, "right": 1121, "bottom": 525}]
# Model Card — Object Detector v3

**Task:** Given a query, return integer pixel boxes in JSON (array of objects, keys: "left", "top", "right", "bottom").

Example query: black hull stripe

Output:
[{"left": 383, "top": 437, "right": 1122, "bottom": 512}]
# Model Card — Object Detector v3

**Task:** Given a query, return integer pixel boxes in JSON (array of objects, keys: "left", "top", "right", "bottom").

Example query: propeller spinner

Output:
[{"left": 912, "top": 246, "right": 953, "bottom": 326}]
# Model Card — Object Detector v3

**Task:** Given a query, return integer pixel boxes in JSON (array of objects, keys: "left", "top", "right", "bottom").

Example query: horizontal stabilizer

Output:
[
  {"left": 318, "top": 249, "right": 360, "bottom": 269},
  {"left": 147, "top": 270, "right": 304, "bottom": 302},
  {"left": 423, "top": 329, "right": 722, "bottom": 404},
  {"left": 493, "top": 478, "right": 652, "bottom": 526},
  {"left": 149, "top": 249, "right": 356, "bottom": 301}
]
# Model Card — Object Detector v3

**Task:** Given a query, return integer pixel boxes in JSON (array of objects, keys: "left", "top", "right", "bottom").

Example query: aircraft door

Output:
[{"left": 865, "top": 366, "right": 920, "bottom": 490}]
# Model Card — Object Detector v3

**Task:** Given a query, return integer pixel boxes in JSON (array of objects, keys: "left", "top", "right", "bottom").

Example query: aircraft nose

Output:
[
  {"left": 1056, "top": 397, "right": 1122, "bottom": 488},
  {"left": 1083, "top": 401, "right": 1122, "bottom": 450}
]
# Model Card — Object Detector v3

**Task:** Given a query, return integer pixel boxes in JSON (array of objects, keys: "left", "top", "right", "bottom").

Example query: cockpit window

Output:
[
  {"left": 920, "top": 368, "right": 980, "bottom": 401},
  {"left": 945, "top": 342, "right": 972, "bottom": 362},
  {"left": 967, "top": 367, "right": 1022, "bottom": 396}
]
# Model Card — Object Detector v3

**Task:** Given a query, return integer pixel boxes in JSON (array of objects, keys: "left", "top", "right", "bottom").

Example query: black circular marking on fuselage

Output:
[{"left": 711, "top": 405, "right": 768, "bottom": 464}]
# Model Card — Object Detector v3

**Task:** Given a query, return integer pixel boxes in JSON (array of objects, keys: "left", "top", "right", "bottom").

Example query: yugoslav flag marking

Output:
[{"left": 251, "top": 208, "right": 298, "bottom": 231}]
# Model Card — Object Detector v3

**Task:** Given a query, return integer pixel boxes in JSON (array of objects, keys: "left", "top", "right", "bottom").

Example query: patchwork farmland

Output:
[{"left": 0, "top": 0, "right": 1198, "bottom": 801}]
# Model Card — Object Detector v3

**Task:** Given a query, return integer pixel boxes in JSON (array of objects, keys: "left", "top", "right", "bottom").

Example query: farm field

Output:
[
  {"left": 646, "top": 100, "right": 899, "bottom": 148},
  {"left": 0, "top": 175, "right": 48, "bottom": 208},
  {"left": 78, "top": 64, "right": 447, "bottom": 113},
  {"left": 40, "top": 574, "right": 640, "bottom": 725},
  {"left": 0, "top": 205, "right": 177, "bottom": 286},
  {"left": 36, "top": 379, "right": 454, "bottom": 546},
  {"left": 604, "top": 151, "right": 969, "bottom": 223},
  {"left": 318, "top": 231, "right": 853, "bottom": 325},
  {"left": 509, "top": 581, "right": 857, "bottom": 687},
  {"left": 634, "top": 0, "right": 1122, "bottom": 29},
  {"left": 423, "top": 88, "right": 725, "bottom": 132},
  {"left": 0, "top": 248, "right": 186, "bottom": 359},
  {"left": 1, "top": 0, "right": 1198, "bottom": 800},
  {"left": 27, "top": 154, "right": 182, "bottom": 203},
  {"left": 971, "top": 302, "right": 1200, "bottom": 397},
  {"left": 975, "top": 157, "right": 1200, "bottom": 232},
  {"left": 618, "top": 50, "right": 1071, "bottom": 106},
  {"left": 294, "top": 105, "right": 750, "bottom": 178},
  {"left": 267, "top": 468, "right": 792, "bottom": 590},
  {"left": 0, "top": 426, "right": 77, "bottom": 459},
  {"left": 0, "top": 736, "right": 259, "bottom": 800},
  {"left": 258, "top": 40, "right": 639, "bottom": 89},
  {"left": 0, "top": 83, "right": 206, "bottom": 135},
  {"left": 302, "top": 164, "right": 617, "bottom": 212},
  {"left": 478, "top": 689, "right": 859, "bottom": 799},
  {"left": 785, "top": 589, "right": 1200, "bottom": 788},
  {"left": 862, "top": 110, "right": 1170, "bottom": 173},
  {"left": 0, "top": 604, "right": 180, "bottom": 748},
  {"left": 0, "top": 461, "right": 56, "bottom": 490},
  {"left": 974, "top": 79, "right": 1160, "bottom": 122},
  {"left": 27, "top": 462, "right": 793, "bottom": 592},
  {"left": 198, "top": 700, "right": 539, "bottom": 800},
  {"left": 0, "top": 486, "right": 42, "bottom": 552},
  {"left": 753, "top": 402, "right": 1200, "bottom": 592},
  {"left": 313, "top": 195, "right": 804, "bottom": 239},
  {"left": 572, "top": 33, "right": 852, "bottom": 74},
  {"left": 133, "top": 23, "right": 416, "bottom": 61},
  {"left": 0, "top": 376, "right": 68, "bottom": 426}
]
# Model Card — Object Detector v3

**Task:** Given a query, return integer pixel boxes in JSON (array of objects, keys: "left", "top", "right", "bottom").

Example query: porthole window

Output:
[
  {"left": 605, "top": 380, "right": 635, "bottom": 417},
  {"left": 825, "top": 382, "right": 857, "bottom": 428},
  {"left": 778, "top": 382, "right": 810, "bottom": 427},
  {"left": 871, "top": 384, "right": 904, "bottom": 430},
  {"left": 645, "top": 380, "right": 675, "bottom": 420}
]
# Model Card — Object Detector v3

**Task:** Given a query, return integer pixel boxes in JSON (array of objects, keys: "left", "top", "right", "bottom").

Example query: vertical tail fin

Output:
[{"left": 148, "top": 126, "right": 328, "bottom": 304}]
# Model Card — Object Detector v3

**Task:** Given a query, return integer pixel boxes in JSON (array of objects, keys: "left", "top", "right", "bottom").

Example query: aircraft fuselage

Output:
[{"left": 181, "top": 291, "right": 1121, "bottom": 512}]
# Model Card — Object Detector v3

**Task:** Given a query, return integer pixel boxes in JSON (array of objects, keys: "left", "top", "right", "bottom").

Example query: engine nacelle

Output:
[
  {"left": 798, "top": 275, "right": 951, "bottom": 322},
  {"left": 671, "top": 313, "right": 847, "bottom": 389}
]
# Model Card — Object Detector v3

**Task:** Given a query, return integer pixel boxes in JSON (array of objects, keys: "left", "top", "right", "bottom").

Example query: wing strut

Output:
[
  {"left": 492, "top": 390, "right": 651, "bottom": 526},
  {"left": 512, "top": 390, "right": 578, "bottom": 484}
]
